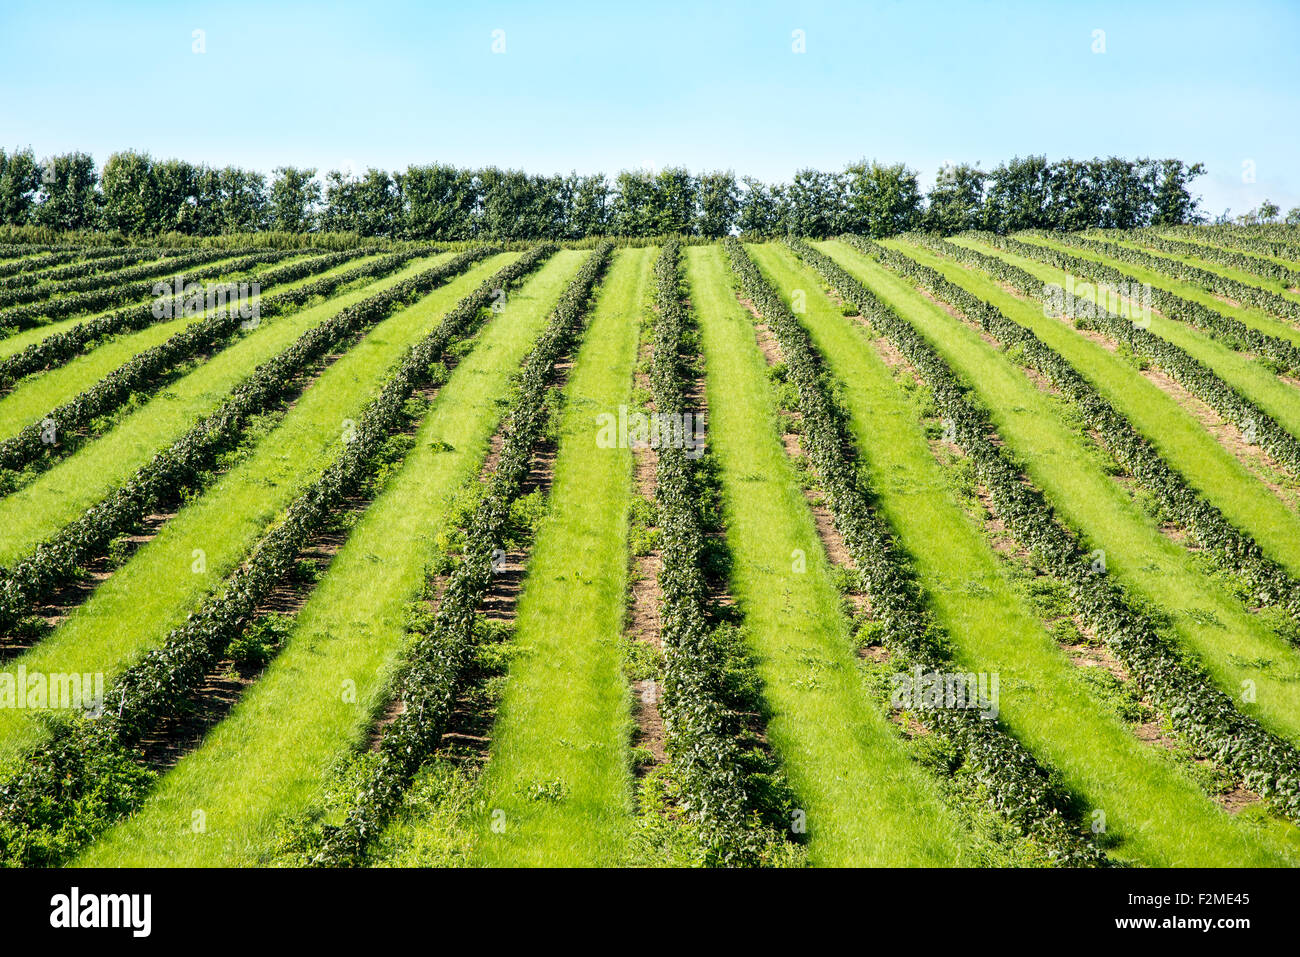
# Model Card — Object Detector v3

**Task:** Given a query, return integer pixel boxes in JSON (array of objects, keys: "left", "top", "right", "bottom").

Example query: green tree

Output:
[
  {"left": 33, "top": 151, "right": 99, "bottom": 230},
  {"left": 0, "top": 148, "right": 41, "bottom": 225},
  {"left": 1150, "top": 159, "right": 1206, "bottom": 225},
  {"left": 737, "top": 176, "right": 785, "bottom": 235},
  {"left": 924, "top": 162, "right": 986, "bottom": 234},
  {"left": 843, "top": 160, "right": 922, "bottom": 237},
  {"left": 269, "top": 166, "right": 321, "bottom": 232},
  {"left": 99, "top": 150, "right": 156, "bottom": 234},
  {"left": 611, "top": 169, "right": 658, "bottom": 237},
  {"left": 786, "top": 168, "right": 845, "bottom": 237},
  {"left": 400, "top": 164, "right": 479, "bottom": 240},
  {"left": 697, "top": 170, "right": 739, "bottom": 237}
]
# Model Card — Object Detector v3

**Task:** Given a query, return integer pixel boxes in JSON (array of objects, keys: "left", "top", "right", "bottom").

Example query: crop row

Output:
[
  {"left": 0, "top": 247, "right": 505, "bottom": 637},
  {"left": 1108, "top": 229, "right": 1300, "bottom": 288},
  {"left": 0, "top": 248, "right": 296, "bottom": 329},
  {"left": 0, "top": 248, "right": 163, "bottom": 292},
  {"left": 1045, "top": 231, "right": 1300, "bottom": 323},
  {"left": 794, "top": 236, "right": 1300, "bottom": 822},
  {"left": 862, "top": 235, "right": 1300, "bottom": 635},
  {"left": 650, "top": 240, "right": 789, "bottom": 864},
  {"left": 309, "top": 243, "right": 612, "bottom": 865},
  {"left": 1164, "top": 226, "right": 1300, "bottom": 264},
  {"left": 0, "top": 247, "right": 116, "bottom": 279},
  {"left": 0, "top": 245, "right": 565, "bottom": 865},
  {"left": 984, "top": 233, "right": 1300, "bottom": 374},
  {"left": 914, "top": 234, "right": 1300, "bottom": 486},
  {"left": 728, "top": 237, "right": 1104, "bottom": 864},
  {"left": 0, "top": 247, "right": 381, "bottom": 393},
  {"left": 0, "top": 248, "right": 389, "bottom": 475},
  {"left": 0, "top": 247, "right": 241, "bottom": 309}
]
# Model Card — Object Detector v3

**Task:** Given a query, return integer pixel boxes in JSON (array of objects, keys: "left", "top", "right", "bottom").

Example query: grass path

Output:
[
  {"left": 0, "top": 253, "right": 455, "bottom": 565},
  {"left": 0, "top": 254, "right": 382, "bottom": 441},
  {"left": 0, "top": 251, "right": 266, "bottom": 358},
  {"left": 752, "top": 243, "right": 1299, "bottom": 866},
  {"left": 953, "top": 236, "right": 1300, "bottom": 475},
  {"left": 1020, "top": 233, "right": 1300, "bottom": 344},
  {"left": 1160, "top": 232, "right": 1300, "bottom": 272},
  {"left": 888, "top": 238, "right": 1300, "bottom": 575},
  {"left": 687, "top": 244, "right": 993, "bottom": 866},
  {"left": 1106, "top": 235, "right": 1300, "bottom": 301},
  {"left": 0, "top": 253, "right": 585, "bottom": 764},
  {"left": 75, "top": 253, "right": 587, "bottom": 867},
  {"left": 470, "top": 247, "right": 654, "bottom": 867},
  {"left": 819, "top": 240, "right": 1300, "bottom": 748}
]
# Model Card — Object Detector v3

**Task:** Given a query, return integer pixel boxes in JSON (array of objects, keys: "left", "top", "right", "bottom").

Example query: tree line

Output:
[{"left": 0, "top": 148, "right": 1222, "bottom": 239}]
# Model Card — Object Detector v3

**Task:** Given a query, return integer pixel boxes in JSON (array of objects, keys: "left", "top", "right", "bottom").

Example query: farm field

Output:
[{"left": 4, "top": 227, "right": 1300, "bottom": 871}]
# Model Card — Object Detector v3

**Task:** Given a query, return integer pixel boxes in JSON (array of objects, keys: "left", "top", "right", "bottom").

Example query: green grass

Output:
[
  {"left": 887, "top": 237, "right": 1300, "bottom": 576},
  {"left": 1105, "top": 235, "right": 1300, "bottom": 301},
  {"left": 0, "top": 253, "right": 382, "bottom": 441},
  {"left": 954, "top": 236, "right": 1300, "bottom": 471},
  {"left": 0, "top": 250, "right": 273, "bottom": 359},
  {"left": 469, "top": 246, "right": 654, "bottom": 867},
  {"left": 74, "top": 253, "right": 588, "bottom": 867},
  {"left": 1020, "top": 233, "right": 1300, "bottom": 346},
  {"left": 0, "top": 252, "right": 586, "bottom": 764},
  {"left": 687, "top": 244, "right": 994, "bottom": 867},
  {"left": 1159, "top": 232, "right": 1300, "bottom": 272},
  {"left": 0, "top": 253, "right": 454, "bottom": 565},
  {"left": 752, "top": 242, "right": 1299, "bottom": 866},
  {"left": 819, "top": 239, "right": 1300, "bottom": 748}
]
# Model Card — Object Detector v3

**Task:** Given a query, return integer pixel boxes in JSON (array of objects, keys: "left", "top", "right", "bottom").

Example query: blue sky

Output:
[{"left": 1, "top": 0, "right": 1296, "bottom": 217}]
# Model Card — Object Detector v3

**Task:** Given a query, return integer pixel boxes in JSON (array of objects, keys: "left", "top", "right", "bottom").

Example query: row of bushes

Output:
[
  {"left": 0, "top": 247, "right": 163, "bottom": 291},
  {"left": 0, "top": 247, "right": 275, "bottom": 325},
  {"left": 0, "top": 245, "right": 561, "bottom": 865},
  {"left": 0, "top": 247, "right": 505, "bottom": 636},
  {"left": 0, "top": 245, "right": 112, "bottom": 278},
  {"left": 900, "top": 232, "right": 1300, "bottom": 631},
  {"left": 798, "top": 236, "right": 1300, "bottom": 823},
  {"left": 0, "top": 247, "right": 385, "bottom": 391},
  {"left": 1163, "top": 225, "right": 1300, "bottom": 268},
  {"left": 0, "top": 247, "right": 389, "bottom": 474},
  {"left": 990, "top": 232, "right": 1300, "bottom": 374},
  {"left": 734, "top": 236, "right": 1105, "bottom": 864},
  {"left": 650, "top": 240, "right": 795, "bottom": 865},
  {"left": 307, "top": 242, "right": 613, "bottom": 865},
  {"left": 1048, "top": 231, "right": 1300, "bottom": 323},
  {"left": 1108, "top": 229, "right": 1300, "bottom": 289}
]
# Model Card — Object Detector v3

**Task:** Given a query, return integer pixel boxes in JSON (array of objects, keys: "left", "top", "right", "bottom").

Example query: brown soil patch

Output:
[
  {"left": 1216, "top": 787, "right": 1262, "bottom": 814},
  {"left": 1132, "top": 720, "right": 1179, "bottom": 750}
]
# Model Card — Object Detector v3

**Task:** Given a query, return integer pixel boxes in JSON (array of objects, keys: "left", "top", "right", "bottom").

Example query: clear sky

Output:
[{"left": 1, "top": 0, "right": 1295, "bottom": 217}]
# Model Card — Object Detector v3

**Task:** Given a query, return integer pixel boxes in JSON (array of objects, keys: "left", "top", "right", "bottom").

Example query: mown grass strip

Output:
[
  {"left": 303, "top": 245, "right": 613, "bottom": 866},
  {"left": 0, "top": 251, "right": 382, "bottom": 446},
  {"left": 889, "top": 236, "right": 1300, "bottom": 605},
  {"left": 1102, "top": 231, "right": 1300, "bottom": 296},
  {"left": 1016, "top": 232, "right": 1300, "bottom": 357},
  {"left": 752, "top": 240, "right": 1298, "bottom": 866},
  {"left": 0, "top": 253, "right": 576, "bottom": 763},
  {"left": 75, "top": 253, "right": 586, "bottom": 867},
  {"left": 0, "top": 254, "right": 453, "bottom": 566},
  {"left": 688, "top": 243, "right": 991, "bottom": 867},
  {"left": 953, "top": 235, "right": 1300, "bottom": 478},
  {"left": 816, "top": 239, "right": 1300, "bottom": 762},
  {"left": 470, "top": 247, "right": 653, "bottom": 867}
]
